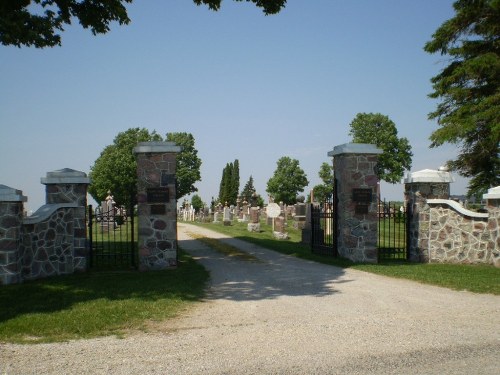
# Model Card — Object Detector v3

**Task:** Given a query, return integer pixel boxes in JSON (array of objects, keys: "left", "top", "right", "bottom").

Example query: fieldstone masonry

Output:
[
  {"left": 406, "top": 170, "right": 500, "bottom": 267},
  {"left": 0, "top": 185, "right": 26, "bottom": 284},
  {"left": 0, "top": 169, "right": 90, "bottom": 285},
  {"left": 328, "top": 143, "right": 382, "bottom": 263},
  {"left": 134, "top": 142, "right": 181, "bottom": 271}
]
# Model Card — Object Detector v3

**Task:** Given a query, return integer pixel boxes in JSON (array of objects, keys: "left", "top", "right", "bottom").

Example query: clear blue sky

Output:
[{"left": 1, "top": 0, "right": 465, "bottom": 212}]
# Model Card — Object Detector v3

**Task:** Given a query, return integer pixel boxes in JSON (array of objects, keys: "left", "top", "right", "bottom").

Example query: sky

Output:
[{"left": 0, "top": 0, "right": 467, "bottom": 213}]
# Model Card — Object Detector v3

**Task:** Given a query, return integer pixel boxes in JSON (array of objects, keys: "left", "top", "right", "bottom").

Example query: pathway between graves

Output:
[{"left": 2, "top": 222, "right": 499, "bottom": 375}]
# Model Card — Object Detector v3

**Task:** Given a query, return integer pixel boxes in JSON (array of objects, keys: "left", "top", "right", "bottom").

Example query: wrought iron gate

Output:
[
  {"left": 311, "top": 191, "right": 337, "bottom": 256},
  {"left": 87, "top": 203, "right": 137, "bottom": 269},
  {"left": 377, "top": 200, "right": 409, "bottom": 261}
]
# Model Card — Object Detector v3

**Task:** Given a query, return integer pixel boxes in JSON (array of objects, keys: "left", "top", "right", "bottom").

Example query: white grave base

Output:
[
  {"left": 273, "top": 231, "right": 289, "bottom": 240},
  {"left": 247, "top": 223, "right": 260, "bottom": 232}
]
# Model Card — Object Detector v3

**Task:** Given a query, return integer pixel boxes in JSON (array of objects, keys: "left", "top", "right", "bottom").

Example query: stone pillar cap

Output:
[
  {"left": 133, "top": 141, "right": 182, "bottom": 154},
  {"left": 0, "top": 184, "right": 27, "bottom": 202},
  {"left": 328, "top": 143, "right": 382, "bottom": 156},
  {"left": 403, "top": 169, "right": 455, "bottom": 184},
  {"left": 41, "top": 168, "right": 90, "bottom": 185},
  {"left": 483, "top": 186, "right": 500, "bottom": 200}
]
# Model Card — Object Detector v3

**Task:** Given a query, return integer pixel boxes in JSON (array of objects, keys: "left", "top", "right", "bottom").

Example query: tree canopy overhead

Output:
[
  {"left": 1, "top": 0, "right": 287, "bottom": 48},
  {"left": 424, "top": 0, "right": 500, "bottom": 197}
]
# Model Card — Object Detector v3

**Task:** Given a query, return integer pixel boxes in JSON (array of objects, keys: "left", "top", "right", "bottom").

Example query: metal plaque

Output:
[
  {"left": 147, "top": 188, "right": 169, "bottom": 203},
  {"left": 355, "top": 204, "right": 369, "bottom": 214},
  {"left": 160, "top": 171, "right": 175, "bottom": 187},
  {"left": 352, "top": 188, "right": 372, "bottom": 203},
  {"left": 150, "top": 204, "right": 166, "bottom": 215}
]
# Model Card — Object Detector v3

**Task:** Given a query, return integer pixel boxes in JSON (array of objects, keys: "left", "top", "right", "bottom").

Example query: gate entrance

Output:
[
  {"left": 377, "top": 200, "right": 408, "bottom": 261},
  {"left": 87, "top": 203, "right": 137, "bottom": 269},
  {"left": 311, "top": 186, "right": 337, "bottom": 256}
]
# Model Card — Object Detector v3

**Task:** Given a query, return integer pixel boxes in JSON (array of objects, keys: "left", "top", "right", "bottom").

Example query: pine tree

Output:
[
  {"left": 241, "top": 176, "right": 256, "bottom": 203},
  {"left": 424, "top": 0, "right": 500, "bottom": 196}
]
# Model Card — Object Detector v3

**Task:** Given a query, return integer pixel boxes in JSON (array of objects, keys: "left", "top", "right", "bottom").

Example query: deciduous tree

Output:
[
  {"left": 266, "top": 156, "right": 309, "bottom": 205},
  {"left": 349, "top": 113, "right": 413, "bottom": 184},
  {"left": 89, "top": 128, "right": 201, "bottom": 205},
  {"left": 166, "top": 132, "right": 202, "bottom": 200},
  {"left": 312, "top": 162, "right": 333, "bottom": 202},
  {"left": 88, "top": 128, "right": 161, "bottom": 206},
  {"left": 424, "top": 0, "right": 500, "bottom": 197},
  {"left": 1, "top": 0, "right": 287, "bottom": 48}
]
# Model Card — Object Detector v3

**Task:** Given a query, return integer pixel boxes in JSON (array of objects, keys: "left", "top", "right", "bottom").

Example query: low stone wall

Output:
[
  {"left": 0, "top": 169, "right": 89, "bottom": 285},
  {"left": 429, "top": 200, "right": 495, "bottom": 264},
  {"left": 409, "top": 199, "right": 499, "bottom": 267}
]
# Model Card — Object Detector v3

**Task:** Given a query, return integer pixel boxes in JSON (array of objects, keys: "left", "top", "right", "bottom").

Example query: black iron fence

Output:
[
  {"left": 377, "top": 200, "right": 408, "bottom": 261},
  {"left": 311, "top": 195, "right": 337, "bottom": 257},
  {"left": 87, "top": 204, "right": 137, "bottom": 269}
]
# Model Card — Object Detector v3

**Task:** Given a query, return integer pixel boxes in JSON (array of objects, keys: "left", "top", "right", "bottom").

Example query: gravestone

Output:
[
  {"left": 273, "top": 216, "right": 288, "bottom": 240},
  {"left": 223, "top": 204, "right": 231, "bottom": 226},
  {"left": 293, "top": 202, "right": 306, "bottom": 230},
  {"left": 247, "top": 207, "right": 260, "bottom": 232}
]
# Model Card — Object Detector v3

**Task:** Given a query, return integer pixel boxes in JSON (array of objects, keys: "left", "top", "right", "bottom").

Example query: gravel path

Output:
[{"left": 2, "top": 222, "right": 499, "bottom": 374}]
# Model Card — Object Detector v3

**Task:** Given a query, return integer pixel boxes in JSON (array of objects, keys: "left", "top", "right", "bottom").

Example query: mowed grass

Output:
[
  {"left": 189, "top": 219, "right": 500, "bottom": 295},
  {"left": 0, "top": 251, "right": 209, "bottom": 344}
]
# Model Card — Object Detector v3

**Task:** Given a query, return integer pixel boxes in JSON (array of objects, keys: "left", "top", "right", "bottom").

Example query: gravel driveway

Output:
[{"left": 2, "top": 222, "right": 499, "bottom": 374}]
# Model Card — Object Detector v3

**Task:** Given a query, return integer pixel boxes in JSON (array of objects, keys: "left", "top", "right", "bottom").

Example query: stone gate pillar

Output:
[
  {"left": 133, "top": 142, "right": 181, "bottom": 271},
  {"left": 403, "top": 168, "right": 454, "bottom": 262},
  {"left": 0, "top": 185, "right": 27, "bottom": 285},
  {"left": 328, "top": 143, "right": 382, "bottom": 263},
  {"left": 40, "top": 169, "right": 90, "bottom": 271}
]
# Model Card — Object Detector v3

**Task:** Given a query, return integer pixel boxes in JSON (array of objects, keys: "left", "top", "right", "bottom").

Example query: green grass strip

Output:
[
  {"left": 0, "top": 251, "right": 209, "bottom": 344},
  {"left": 189, "top": 220, "right": 500, "bottom": 295}
]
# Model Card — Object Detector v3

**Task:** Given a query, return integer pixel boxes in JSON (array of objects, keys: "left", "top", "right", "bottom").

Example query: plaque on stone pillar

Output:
[
  {"left": 150, "top": 205, "right": 166, "bottom": 215},
  {"left": 352, "top": 188, "right": 372, "bottom": 203},
  {"left": 161, "top": 172, "right": 175, "bottom": 187},
  {"left": 147, "top": 188, "right": 169, "bottom": 203}
]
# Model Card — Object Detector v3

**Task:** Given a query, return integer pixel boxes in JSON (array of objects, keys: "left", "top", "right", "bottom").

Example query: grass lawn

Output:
[
  {"left": 0, "top": 251, "right": 209, "bottom": 344},
  {"left": 188, "top": 219, "right": 500, "bottom": 296}
]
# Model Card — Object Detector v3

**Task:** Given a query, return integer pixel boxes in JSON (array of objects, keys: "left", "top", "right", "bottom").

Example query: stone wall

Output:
[
  {"left": 0, "top": 169, "right": 89, "bottom": 285},
  {"left": 406, "top": 179, "right": 499, "bottom": 267},
  {"left": 422, "top": 200, "right": 496, "bottom": 265}
]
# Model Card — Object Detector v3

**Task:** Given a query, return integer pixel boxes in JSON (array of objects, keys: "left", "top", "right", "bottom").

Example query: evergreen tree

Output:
[
  {"left": 424, "top": 0, "right": 500, "bottom": 197},
  {"left": 241, "top": 175, "right": 256, "bottom": 202},
  {"left": 218, "top": 160, "right": 239, "bottom": 205}
]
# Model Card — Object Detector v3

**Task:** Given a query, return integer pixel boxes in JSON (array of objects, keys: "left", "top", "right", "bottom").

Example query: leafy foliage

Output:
[
  {"left": 166, "top": 132, "right": 202, "bottom": 200},
  {"left": 191, "top": 194, "right": 204, "bottom": 213},
  {"left": 0, "top": 0, "right": 132, "bottom": 48},
  {"left": 1, "top": 0, "right": 286, "bottom": 48},
  {"left": 193, "top": 0, "right": 287, "bottom": 15},
  {"left": 89, "top": 128, "right": 201, "bottom": 206},
  {"left": 349, "top": 113, "right": 413, "bottom": 184},
  {"left": 424, "top": 0, "right": 500, "bottom": 197},
  {"left": 312, "top": 162, "right": 333, "bottom": 202},
  {"left": 266, "top": 156, "right": 309, "bottom": 205},
  {"left": 88, "top": 128, "right": 161, "bottom": 206}
]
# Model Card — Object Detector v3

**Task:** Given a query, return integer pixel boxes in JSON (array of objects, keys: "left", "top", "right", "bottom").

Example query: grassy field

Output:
[
  {"left": 188, "top": 218, "right": 500, "bottom": 295},
  {"left": 0, "top": 251, "right": 209, "bottom": 344}
]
